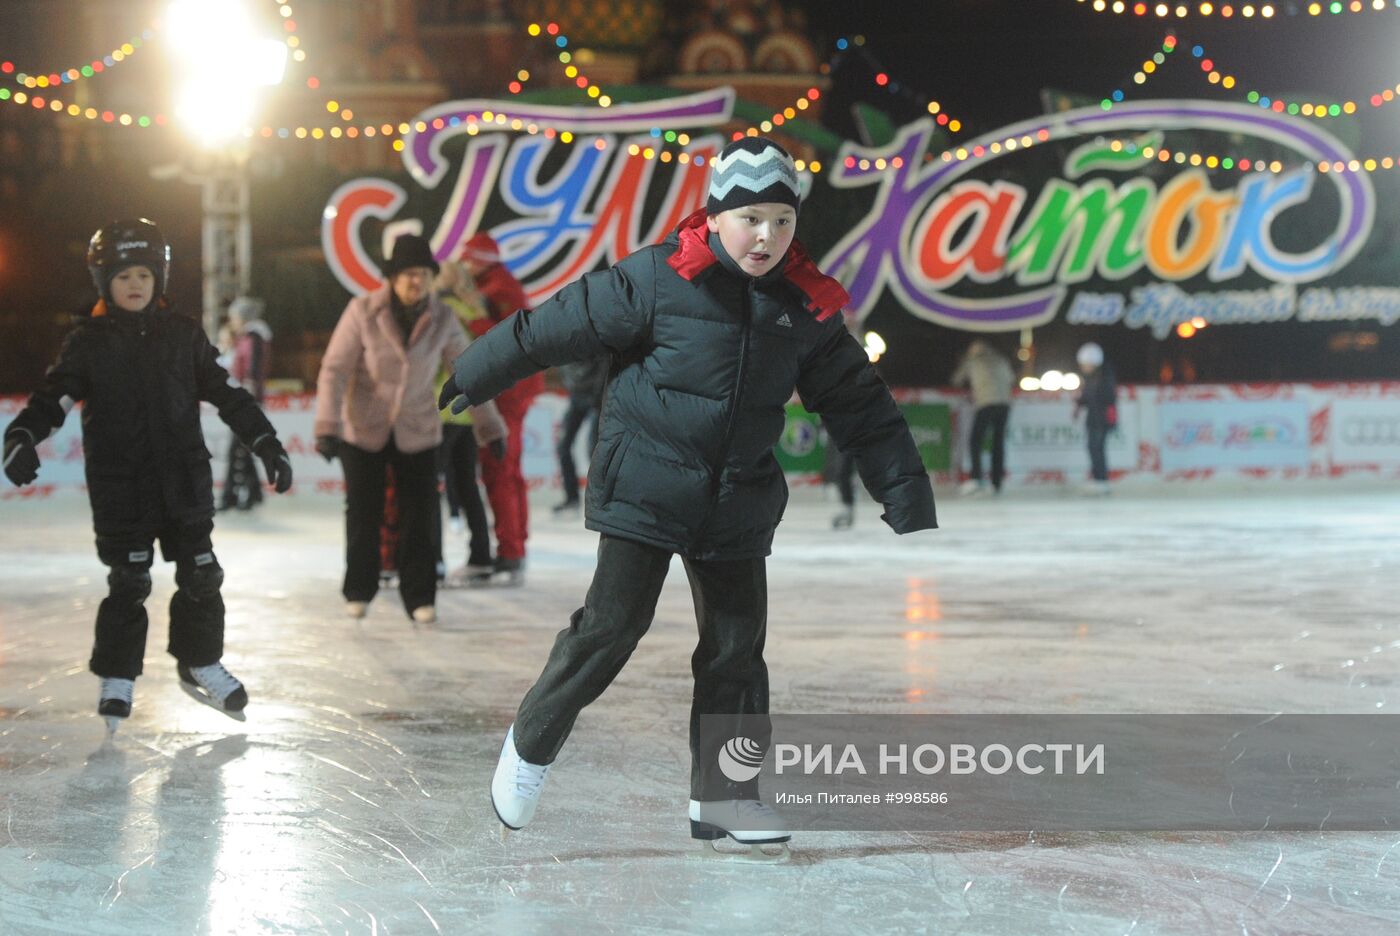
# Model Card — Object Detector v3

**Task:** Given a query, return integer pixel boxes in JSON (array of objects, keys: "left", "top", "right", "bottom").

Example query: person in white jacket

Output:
[
  {"left": 314, "top": 235, "right": 506, "bottom": 623},
  {"left": 952, "top": 339, "right": 1017, "bottom": 496}
]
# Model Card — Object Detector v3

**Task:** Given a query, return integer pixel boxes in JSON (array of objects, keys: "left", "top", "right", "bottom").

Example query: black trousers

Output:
[
  {"left": 438, "top": 424, "right": 492, "bottom": 567},
  {"left": 340, "top": 437, "right": 438, "bottom": 613},
  {"left": 968, "top": 403, "right": 1011, "bottom": 489},
  {"left": 1087, "top": 417, "right": 1110, "bottom": 482},
  {"left": 91, "top": 519, "right": 224, "bottom": 679},
  {"left": 513, "top": 534, "right": 770, "bottom": 801},
  {"left": 555, "top": 395, "right": 599, "bottom": 503}
]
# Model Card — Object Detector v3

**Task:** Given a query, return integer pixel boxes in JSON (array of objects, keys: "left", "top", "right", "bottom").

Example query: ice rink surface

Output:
[{"left": 2, "top": 483, "right": 1399, "bottom": 935}]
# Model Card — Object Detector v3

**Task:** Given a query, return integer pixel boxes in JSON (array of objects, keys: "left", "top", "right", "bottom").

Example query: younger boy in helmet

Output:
[{"left": 2, "top": 219, "right": 293, "bottom": 730}]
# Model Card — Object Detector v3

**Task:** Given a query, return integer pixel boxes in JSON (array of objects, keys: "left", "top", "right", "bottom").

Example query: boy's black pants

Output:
[
  {"left": 339, "top": 438, "right": 438, "bottom": 613},
  {"left": 91, "top": 519, "right": 224, "bottom": 679},
  {"left": 513, "top": 534, "right": 771, "bottom": 801}
]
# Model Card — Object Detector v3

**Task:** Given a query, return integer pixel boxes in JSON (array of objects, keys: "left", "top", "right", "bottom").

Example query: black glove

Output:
[
  {"left": 3, "top": 430, "right": 40, "bottom": 487},
  {"left": 315, "top": 435, "right": 341, "bottom": 463},
  {"left": 489, "top": 439, "right": 506, "bottom": 460},
  {"left": 252, "top": 435, "right": 294, "bottom": 493},
  {"left": 438, "top": 375, "right": 472, "bottom": 415}
]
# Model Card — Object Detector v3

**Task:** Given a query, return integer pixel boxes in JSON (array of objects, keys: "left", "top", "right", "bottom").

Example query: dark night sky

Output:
[
  {"left": 3, "top": 1, "right": 1400, "bottom": 387},
  {"left": 803, "top": 0, "right": 1400, "bottom": 149}
]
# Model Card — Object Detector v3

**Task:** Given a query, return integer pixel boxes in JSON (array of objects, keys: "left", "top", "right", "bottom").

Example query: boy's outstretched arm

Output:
[
  {"left": 4, "top": 330, "right": 90, "bottom": 485},
  {"left": 797, "top": 322, "right": 937, "bottom": 534},
  {"left": 192, "top": 329, "right": 292, "bottom": 493},
  {"left": 442, "top": 255, "right": 654, "bottom": 411}
]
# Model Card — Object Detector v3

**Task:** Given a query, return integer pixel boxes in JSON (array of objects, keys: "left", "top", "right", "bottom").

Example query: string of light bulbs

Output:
[
  {"left": 1074, "top": 0, "right": 1400, "bottom": 17},
  {"left": 517, "top": 23, "right": 615, "bottom": 107},
  {"left": 829, "top": 35, "right": 963, "bottom": 133},
  {"left": 1185, "top": 41, "right": 1398, "bottom": 118},
  {"left": 0, "top": 85, "right": 165, "bottom": 128},
  {"left": 1100, "top": 34, "right": 1179, "bottom": 110},
  {"left": 2, "top": 27, "right": 155, "bottom": 89}
]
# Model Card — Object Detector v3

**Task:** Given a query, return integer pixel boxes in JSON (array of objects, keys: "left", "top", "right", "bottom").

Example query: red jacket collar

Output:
[{"left": 665, "top": 209, "right": 849, "bottom": 322}]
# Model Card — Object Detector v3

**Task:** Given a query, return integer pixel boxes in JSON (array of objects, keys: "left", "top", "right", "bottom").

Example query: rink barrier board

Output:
[{"left": 5, "top": 383, "right": 1400, "bottom": 498}]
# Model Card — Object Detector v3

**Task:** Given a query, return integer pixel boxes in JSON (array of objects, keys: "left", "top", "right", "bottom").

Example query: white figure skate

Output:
[
  {"left": 689, "top": 799, "right": 791, "bottom": 862},
  {"left": 491, "top": 724, "right": 551, "bottom": 839}
]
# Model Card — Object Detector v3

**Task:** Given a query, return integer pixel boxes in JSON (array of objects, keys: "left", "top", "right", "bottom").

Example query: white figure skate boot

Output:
[
  {"left": 491, "top": 724, "right": 551, "bottom": 835},
  {"left": 689, "top": 798, "right": 791, "bottom": 861}
]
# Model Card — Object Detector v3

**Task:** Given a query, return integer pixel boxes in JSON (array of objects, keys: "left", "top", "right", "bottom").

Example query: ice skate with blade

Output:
[
  {"left": 178, "top": 661, "right": 248, "bottom": 721},
  {"left": 491, "top": 724, "right": 550, "bottom": 839},
  {"left": 97, "top": 676, "right": 134, "bottom": 736},
  {"left": 689, "top": 799, "right": 791, "bottom": 862},
  {"left": 494, "top": 557, "right": 526, "bottom": 588}
]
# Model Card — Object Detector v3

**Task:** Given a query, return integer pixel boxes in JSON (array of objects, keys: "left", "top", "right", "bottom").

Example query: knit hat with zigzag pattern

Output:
[{"left": 706, "top": 136, "right": 801, "bottom": 215}]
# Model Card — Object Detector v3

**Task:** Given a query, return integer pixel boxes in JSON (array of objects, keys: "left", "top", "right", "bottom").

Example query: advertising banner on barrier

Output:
[
  {"left": 1003, "top": 395, "right": 1139, "bottom": 481},
  {"left": 902, "top": 404, "right": 953, "bottom": 473},
  {"left": 775, "top": 402, "right": 951, "bottom": 476},
  {"left": 1158, "top": 399, "right": 1312, "bottom": 472},
  {"left": 8, "top": 385, "right": 1400, "bottom": 498},
  {"left": 776, "top": 405, "right": 824, "bottom": 475},
  {"left": 1328, "top": 398, "right": 1400, "bottom": 468}
]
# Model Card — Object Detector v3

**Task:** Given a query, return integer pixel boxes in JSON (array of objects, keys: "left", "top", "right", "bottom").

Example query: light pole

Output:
[{"left": 159, "top": 0, "right": 287, "bottom": 339}]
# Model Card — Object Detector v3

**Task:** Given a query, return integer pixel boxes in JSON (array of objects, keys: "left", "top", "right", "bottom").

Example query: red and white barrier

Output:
[{"left": 5, "top": 382, "right": 1400, "bottom": 499}]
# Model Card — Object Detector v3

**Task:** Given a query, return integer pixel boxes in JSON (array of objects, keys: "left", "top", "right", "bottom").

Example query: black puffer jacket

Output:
[
  {"left": 6, "top": 303, "right": 277, "bottom": 535},
  {"left": 452, "top": 210, "right": 936, "bottom": 560}
]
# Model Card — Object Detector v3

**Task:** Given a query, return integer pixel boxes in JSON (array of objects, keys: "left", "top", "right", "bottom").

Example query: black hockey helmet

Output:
[{"left": 87, "top": 219, "right": 171, "bottom": 302}]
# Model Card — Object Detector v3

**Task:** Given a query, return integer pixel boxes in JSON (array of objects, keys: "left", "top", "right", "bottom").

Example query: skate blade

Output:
[
  {"left": 491, "top": 793, "right": 525, "bottom": 842},
  {"left": 696, "top": 839, "right": 792, "bottom": 863},
  {"left": 179, "top": 681, "right": 248, "bottom": 722},
  {"left": 103, "top": 715, "right": 124, "bottom": 736}
]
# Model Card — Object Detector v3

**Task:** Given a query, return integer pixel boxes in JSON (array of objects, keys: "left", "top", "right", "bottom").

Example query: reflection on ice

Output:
[{"left": 1, "top": 487, "right": 1399, "bottom": 932}]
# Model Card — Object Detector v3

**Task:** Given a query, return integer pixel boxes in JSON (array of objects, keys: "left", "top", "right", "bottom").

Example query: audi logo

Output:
[{"left": 1340, "top": 418, "right": 1400, "bottom": 446}]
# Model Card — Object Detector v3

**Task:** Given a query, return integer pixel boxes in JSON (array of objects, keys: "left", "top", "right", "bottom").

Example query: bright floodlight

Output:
[
  {"left": 1040, "top": 370, "right": 1065, "bottom": 392},
  {"left": 250, "top": 39, "right": 288, "bottom": 87},
  {"left": 166, "top": 0, "right": 253, "bottom": 61},
  {"left": 167, "top": 0, "right": 282, "bottom": 144},
  {"left": 1019, "top": 375, "right": 1041, "bottom": 392},
  {"left": 1063, "top": 373, "right": 1082, "bottom": 391},
  {"left": 176, "top": 78, "right": 254, "bottom": 142}
]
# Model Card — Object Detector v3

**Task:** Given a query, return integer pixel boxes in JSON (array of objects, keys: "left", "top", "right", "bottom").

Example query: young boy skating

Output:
[
  {"left": 2, "top": 219, "right": 293, "bottom": 732},
  {"left": 438, "top": 138, "right": 937, "bottom": 852}
]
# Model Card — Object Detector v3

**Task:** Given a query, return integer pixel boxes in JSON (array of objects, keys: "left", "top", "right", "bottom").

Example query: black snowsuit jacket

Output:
[
  {"left": 6, "top": 302, "right": 277, "bottom": 537},
  {"left": 451, "top": 210, "right": 937, "bottom": 561}
]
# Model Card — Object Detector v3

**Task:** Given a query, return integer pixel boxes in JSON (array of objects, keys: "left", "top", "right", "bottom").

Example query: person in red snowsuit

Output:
[{"left": 459, "top": 232, "right": 541, "bottom": 583}]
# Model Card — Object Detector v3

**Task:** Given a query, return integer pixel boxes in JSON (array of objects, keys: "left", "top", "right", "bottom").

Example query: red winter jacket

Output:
[{"left": 471, "top": 263, "right": 544, "bottom": 408}]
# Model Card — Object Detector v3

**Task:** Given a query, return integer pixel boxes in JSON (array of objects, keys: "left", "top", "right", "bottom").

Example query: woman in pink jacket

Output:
[{"left": 315, "top": 235, "right": 505, "bottom": 623}]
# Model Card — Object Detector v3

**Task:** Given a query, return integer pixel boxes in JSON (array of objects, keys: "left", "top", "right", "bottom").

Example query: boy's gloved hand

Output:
[
  {"left": 437, "top": 375, "right": 472, "bottom": 415},
  {"left": 2, "top": 430, "right": 40, "bottom": 487},
  {"left": 253, "top": 435, "right": 294, "bottom": 493},
  {"left": 489, "top": 439, "right": 507, "bottom": 460},
  {"left": 315, "top": 435, "right": 341, "bottom": 463}
]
